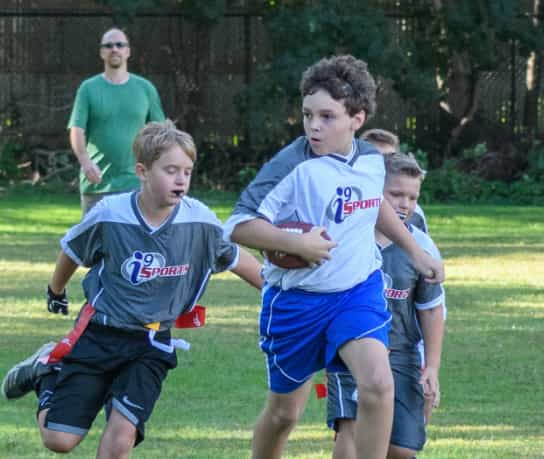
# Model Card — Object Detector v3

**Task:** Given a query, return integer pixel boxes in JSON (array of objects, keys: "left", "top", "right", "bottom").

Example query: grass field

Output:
[{"left": 0, "top": 186, "right": 543, "bottom": 458}]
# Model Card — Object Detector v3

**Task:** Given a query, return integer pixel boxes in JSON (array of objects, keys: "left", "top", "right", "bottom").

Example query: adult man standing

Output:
[{"left": 68, "top": 28, "right": 165, "bottom": 213}]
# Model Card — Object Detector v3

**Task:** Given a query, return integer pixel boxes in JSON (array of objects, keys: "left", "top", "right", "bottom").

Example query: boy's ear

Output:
[
  {"left": 351, "top": 110, "right": 366, "bottom": 131},
  {"left": 135, "top": 162, "right": 147, "bottom": 180}
]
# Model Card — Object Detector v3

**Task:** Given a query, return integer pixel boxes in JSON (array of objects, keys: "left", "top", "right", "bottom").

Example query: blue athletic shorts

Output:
[{"left": 259, "top": 269, "right": 391, "bottom": 393}]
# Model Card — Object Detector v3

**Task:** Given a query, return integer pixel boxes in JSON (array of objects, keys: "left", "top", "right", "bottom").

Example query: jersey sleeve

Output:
[
  {"left": 67, "top": 83, "right": 89, "bottom": 130},
  {"left": 60, "top": 200, "right": 105, "bottom": 267},
  {"left": 209, "top": 229, "right": 240, "bottom": 273},
  {"left": 412, "top": 228, "right": 444, "bottom": 310},
  {"left": 407, "top": 207, "right": 428, "bottom": 233},
  {"left": 146, "top": 82, "right": 165, "bottom": 122},
  {"left": 189, "top": 199, "right": 240, "bottom": 273},
  {"left": 223, "top": 141, "right": 305, "bottom": 241}
]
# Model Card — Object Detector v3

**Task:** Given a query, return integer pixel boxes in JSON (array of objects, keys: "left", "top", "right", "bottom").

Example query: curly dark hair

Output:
[{"left": 299, "top": 55, "right": 377, "bottom": 118}]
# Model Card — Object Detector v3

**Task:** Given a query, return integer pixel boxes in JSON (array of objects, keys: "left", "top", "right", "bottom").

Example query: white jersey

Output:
[{"left": 224, "top": 137, "right": 384, "bottom": 292}]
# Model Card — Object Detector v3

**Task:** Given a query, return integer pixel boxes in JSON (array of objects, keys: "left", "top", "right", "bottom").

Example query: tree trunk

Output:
[{"left": 523, "top": 0, "right": 543, "bottom": 141}]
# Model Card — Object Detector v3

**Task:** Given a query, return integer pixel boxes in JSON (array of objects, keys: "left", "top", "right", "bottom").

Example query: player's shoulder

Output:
[
  {"left": 349, "top": 139, "right": 385, "bottom": 174},
  {"left": 90, "top": 192, "right": 136, "bottom": 222},
  {"left": 255, "top": 136, "right": 313, "bottom": 183},
  {"left": 272, "top": 136, "right": 312, "bottom": 167},
  {"left": 410, "top": 224, "right": 440, "bottom": 258},
  {"left": 175, "top": 196, "right": 221, "bottom": 226},
  {"left": 355, "top": 138, "right": 382, "bottom": 157}
]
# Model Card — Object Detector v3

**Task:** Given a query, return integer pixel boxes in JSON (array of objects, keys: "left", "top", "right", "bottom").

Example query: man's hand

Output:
[
  {"left": 47, "top": 285, "right": 69, "bottom": 315},
  {"left": 81, "top": 158, "right": 102, "bottom": 184}
]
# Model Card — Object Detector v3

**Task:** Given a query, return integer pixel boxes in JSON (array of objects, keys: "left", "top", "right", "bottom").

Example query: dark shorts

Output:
[
  {"left": 260, "top": 270, "right": 390, "bottom": 393},
  {"left": 44, "top": 323, "right": 177, "bottom": 446},
  {"left": 327, "top": 361, "right": 426, "bottom": 451}
]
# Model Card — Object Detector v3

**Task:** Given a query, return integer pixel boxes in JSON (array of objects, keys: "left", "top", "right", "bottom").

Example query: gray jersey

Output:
[
  {"left": 381, "top": 224, "right": 444, "bottom": 362},
  {"left": 61, "top": 191, "right": 239, "bottom": 331},
  {"left": 406, "top": 204, "right": 428, "bottom": 233}
]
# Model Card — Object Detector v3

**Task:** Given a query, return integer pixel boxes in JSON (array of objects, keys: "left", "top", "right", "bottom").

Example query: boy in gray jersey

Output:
[
  {"left": 361, "top": 129, "right": 428, "bottom": 233},
  {"left": 327, "top": 153, "right": 445, "bottom": 459},
  {"left": 361, "top": 128, "right": 444, "bottom": 423},
  {"left": 1, "top": 120, "right": 262, "bottom": 457}
]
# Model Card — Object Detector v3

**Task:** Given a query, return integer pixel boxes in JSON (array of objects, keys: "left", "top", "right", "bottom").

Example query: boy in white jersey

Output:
[
  {"left": 1, "top": 120, "right": 263, "bottom": 458},
  {"left": 223, "top": 55, "right": 444, "bottom": 459},
  {"left": 327, "top": 153, "right": 445, "bottom": 459}
]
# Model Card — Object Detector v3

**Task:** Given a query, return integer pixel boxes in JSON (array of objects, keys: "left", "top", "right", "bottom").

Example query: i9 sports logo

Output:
[
  {"left": 121, "top": 251, "right": 190, "bottom": 285},
  {"left": 382, "top": 272, "right": 409, "bottom": 300},
  {"left": 326, "top": 186, "right": 381, "bottom": 223}
]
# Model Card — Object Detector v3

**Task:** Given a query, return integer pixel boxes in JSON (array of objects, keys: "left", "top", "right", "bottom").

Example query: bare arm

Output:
[
  {"left": 376, "top": 199, "right": 444, "bottom": 283},
  {"left": 231, "top": 218, "right": 337, "bottom": 265},
  {"left": 418, "top": 304, "right": 445, "bottom": 412},
  {"left": 231, "top": 247, "right": 264, "bottom": 290},
  {"left": 70, "top": 126, "right": 101, "bottom": 184},
  {"left": 49, "top": 251, "right": 79, "bottom": 294}
]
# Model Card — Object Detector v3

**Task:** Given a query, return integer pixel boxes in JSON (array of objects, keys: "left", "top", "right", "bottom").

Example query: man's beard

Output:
[{"left": 107, "top": 56, "right": 123, "bottom": 69}]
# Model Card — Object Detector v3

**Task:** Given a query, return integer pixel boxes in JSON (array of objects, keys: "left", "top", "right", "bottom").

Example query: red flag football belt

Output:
[{"left": 47, "top": 304, "right": 206, "bottom": 364}]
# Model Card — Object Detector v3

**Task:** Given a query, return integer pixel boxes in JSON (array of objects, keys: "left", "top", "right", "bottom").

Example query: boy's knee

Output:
[
  {"left": 388, "top": 444, "right": 418, "bottom": 459},
  {"left": 266, "top": 403, "right": 303, "bottom": 430},
  {"left": 358, "top": 369, "right": 394, "bottom": 404},
  {"left": 270, "top": 407, "right": 300, "bottom": 430},
  {"left": 41, "top": 430, "right": 81, "bottom": 453},
  {"left": 108, "top": 433, "right": 135, "bottom": 457}
]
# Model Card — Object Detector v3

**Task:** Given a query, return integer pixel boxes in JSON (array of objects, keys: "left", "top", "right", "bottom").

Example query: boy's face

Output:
[
  {"left": 302, "top": 89, "right": 365, "bottom": 156},
  {"left": 136, "top": 144, "right": 194, "bottom": 209},
  {"left": 384, "top": 174, "right": 421, "bottom": 221}
]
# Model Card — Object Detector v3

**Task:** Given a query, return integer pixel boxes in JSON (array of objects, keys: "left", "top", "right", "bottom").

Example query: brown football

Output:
[{"left": 265, "top": 221, "right": 330, "bottom": 269}]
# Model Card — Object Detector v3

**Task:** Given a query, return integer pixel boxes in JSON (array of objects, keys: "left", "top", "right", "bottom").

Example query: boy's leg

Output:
[
  {"left": 1, "top": 341, "right": 88, "bottom": 453},
  {"left": 386, "top": 361, "right": 426, "bottom": 459},
  {"left": 333, "top": 419, "right": 357, "bottom": 459},
  {"left": 339, "top": 338, "right": 394, "bottom": 459},
  {"left": 96, "top": 409, "right": 137, "bottom": 459},
  {"left": 38, "top": 407, "right": 85, "bottom": 453},
  {"left": 1, "top": 342, "right": 56, "bottom": 400},
  {"left": 99, "top": 330, "right": 177, "bottom": 454},
  {"left": 326, "top": 372, "right": 358, "bottom": 459},
  {"left": 252, "top": 380, "right": 313, "bottom": 459},
  {"left": 255, "top": 285, "right": 334, "bottom": 458}
]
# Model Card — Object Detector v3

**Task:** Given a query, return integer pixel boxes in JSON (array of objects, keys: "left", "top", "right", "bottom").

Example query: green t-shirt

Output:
[{"left": 68, "top": 73, "right": 165, "bottom": 194}]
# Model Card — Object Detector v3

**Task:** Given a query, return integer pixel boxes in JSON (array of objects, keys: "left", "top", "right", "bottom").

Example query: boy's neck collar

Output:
[{"left": 135, "top": 191, "right": 178, "bottom": 230}]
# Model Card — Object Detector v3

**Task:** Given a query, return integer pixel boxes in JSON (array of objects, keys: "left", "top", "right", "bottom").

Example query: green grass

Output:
[{"left": 0, "top": 185, "right": 543, "bottom": 458}]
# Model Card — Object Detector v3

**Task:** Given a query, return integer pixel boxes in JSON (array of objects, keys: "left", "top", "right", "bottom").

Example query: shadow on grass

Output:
[{"left": 0, "top": 260, "right": 542, "bottom": 457}]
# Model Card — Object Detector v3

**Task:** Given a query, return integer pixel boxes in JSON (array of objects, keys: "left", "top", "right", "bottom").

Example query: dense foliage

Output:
[{"left": 1, "top": 0, "right": 542, "bottom": 203}]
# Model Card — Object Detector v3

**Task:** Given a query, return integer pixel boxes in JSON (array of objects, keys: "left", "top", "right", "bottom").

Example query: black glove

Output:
[{"left": 47, "top": 285, "right": 69, "bottom": 315}]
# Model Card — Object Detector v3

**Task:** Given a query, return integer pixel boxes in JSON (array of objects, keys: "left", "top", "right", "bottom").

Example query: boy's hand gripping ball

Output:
[{"left": 264, "top": 221, "right": 330, "bottom": 269}]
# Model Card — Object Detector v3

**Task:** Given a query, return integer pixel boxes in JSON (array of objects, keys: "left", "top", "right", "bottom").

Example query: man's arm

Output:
[
  {"left": 230, "top": 248, "right": 264, "bottom": 290},
  {"left": 418, "top": 304, "right": 445, "bottom": 413},
  {"left": 231, "top": 218, "right": 336, "bottom": 266},
  {"left": 376, "top": 199, "right": 444, "bottom": 283},
  {"left": 69, "top": 127, "right": 101, "bottom": 184}
]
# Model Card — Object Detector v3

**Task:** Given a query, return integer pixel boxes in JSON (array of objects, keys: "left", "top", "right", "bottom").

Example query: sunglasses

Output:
[{"left": 100, "top": 42, "right": 128, "bottom": 49}]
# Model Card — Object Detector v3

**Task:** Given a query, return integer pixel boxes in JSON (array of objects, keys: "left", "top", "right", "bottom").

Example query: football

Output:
[{"left": 265, "top": 221, "right": 330, "bottom": 269}]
